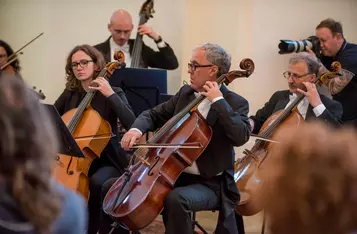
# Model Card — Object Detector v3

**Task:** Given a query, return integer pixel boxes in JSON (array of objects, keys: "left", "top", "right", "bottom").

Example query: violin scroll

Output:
[{"left": 223, "top": 58, "right": 255, "bottom": 85}]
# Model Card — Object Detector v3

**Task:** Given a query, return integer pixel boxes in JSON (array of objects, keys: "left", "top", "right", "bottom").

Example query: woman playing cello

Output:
[{"left": 54, "top": 44, "right": 136, "bottom": 234}]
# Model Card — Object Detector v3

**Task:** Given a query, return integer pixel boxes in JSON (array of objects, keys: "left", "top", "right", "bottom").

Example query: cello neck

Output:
[
  {"left": 145, "top": 74, "right": 229, "bottom": 145},
  {"left": 260, "top": 93, "right": 305, "bottom": 139}
]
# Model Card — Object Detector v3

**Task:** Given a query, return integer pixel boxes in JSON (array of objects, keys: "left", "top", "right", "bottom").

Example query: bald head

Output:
[
  {"left": 110, "top": 9, "right": 133, "bottom": 25},
  {"left": 108, "top": 9, "right": 134, "bottom": 46}
]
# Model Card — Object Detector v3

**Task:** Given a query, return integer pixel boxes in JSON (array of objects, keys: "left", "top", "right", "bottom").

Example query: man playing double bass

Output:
[
  {"left": 102, "top": 43, "right": 251, "bottom": 234},
  {"left": 250, "top": 52, "right": 342, "bottom": 134},
  {"left": 94, "top": 9, "right": 178, "bottom": 69}
]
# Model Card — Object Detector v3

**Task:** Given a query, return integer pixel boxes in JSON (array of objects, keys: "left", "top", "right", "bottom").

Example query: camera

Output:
[{"left": 278, "top": 36, "right": 320, "bottom": 56}]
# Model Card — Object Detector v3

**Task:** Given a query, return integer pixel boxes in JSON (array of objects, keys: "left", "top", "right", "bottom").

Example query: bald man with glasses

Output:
[
  {"left": 249, "top": 52, "right": 343, "bottom": 134},
  {"left": 94, "top": 9, "right": 178, "bottom": 69}
]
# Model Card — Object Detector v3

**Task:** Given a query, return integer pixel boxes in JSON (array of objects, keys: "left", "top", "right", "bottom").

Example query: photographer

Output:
[{"left": 309, "top": 18, "right": 357, "bottom": 127}]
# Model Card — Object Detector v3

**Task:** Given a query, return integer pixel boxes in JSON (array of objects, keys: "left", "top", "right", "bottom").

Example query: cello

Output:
[
  {"left": 102, "top": 58, "right": 255, "bottom": 231},
  {"left": 234, "top": 61, "right": 343, "bottom": 216},
  {"left": 130, "top": 0, "right": 154, "bottom": 68},
  {"left": 52, "top": 51, "right": 126, "bottom": 200}
]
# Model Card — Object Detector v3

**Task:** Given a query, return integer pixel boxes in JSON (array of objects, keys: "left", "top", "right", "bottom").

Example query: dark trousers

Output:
[
  {"left": 163, "top": 173, "right": 244, "bottom": 234},
  {"left": 87, "top": 166, "right": 122, "bottom": 234},
  {"left": 99, "top": 173, "right": 245, "bottom": 234},
  {"left": 236, "top": 213, "right": 245, "bottom": 234}
]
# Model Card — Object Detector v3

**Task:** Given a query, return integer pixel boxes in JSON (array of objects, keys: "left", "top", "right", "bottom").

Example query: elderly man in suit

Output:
[
  {"left": 250, "top": 52, "right": 343, "bottom": 133},
  {"left": 117, "top": 43, "right": 250, "bottom": 234}
]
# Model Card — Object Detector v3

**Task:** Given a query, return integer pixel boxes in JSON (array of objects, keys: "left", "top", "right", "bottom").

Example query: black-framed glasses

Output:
[
  {"left": 71, "top": 60, "right": 93, "bottom": 69},
  {"left": 283, "top": 71, "right": 312, "bottom": 80},
  {"left": 188, "top": 63, "right": 214, "bottom": 71}
]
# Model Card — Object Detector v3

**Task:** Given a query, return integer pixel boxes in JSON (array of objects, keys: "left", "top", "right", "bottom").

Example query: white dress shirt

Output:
[
  {"left": 285, "top": 93, "right": 326, "bottom": 119},
  {"left": 110, "top": 37, "right": 131, "bottom": 66}
]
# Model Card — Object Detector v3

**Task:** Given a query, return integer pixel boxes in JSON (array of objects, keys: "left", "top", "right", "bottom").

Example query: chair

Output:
[{"left": 191, "top": 211, "right": 209, "bottom": 234}]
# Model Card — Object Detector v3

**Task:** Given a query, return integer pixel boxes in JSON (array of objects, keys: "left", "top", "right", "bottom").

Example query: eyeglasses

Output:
[
  {"left": 283, "top": 71, "right": 312, "bottom": 80},
  {"left": 71, "top": 60, "right": 93, "bottom": 69},
  {"left": 188, "top": 63, "right": 215, "bottom": 71}
]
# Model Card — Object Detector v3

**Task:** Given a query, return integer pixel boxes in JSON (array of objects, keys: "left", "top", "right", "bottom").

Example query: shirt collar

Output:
[
  {"left": 109, "top": 37, "right": 129, "bottom": 51},
  {"left": 290, "top": 93, "right": 308, "bottom": 104}
]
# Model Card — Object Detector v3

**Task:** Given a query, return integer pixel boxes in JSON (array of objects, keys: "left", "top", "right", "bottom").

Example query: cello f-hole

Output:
[{"left": 148, "top": 156, "right": 160, "bottom": 176}]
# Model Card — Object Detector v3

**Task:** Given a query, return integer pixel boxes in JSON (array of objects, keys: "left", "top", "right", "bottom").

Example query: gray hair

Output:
[
  {"left": 289, "top": 52, "right": 320, "bottom": 76},
  {"left": 195, "top": 43, "right": 231, "bottom": 77}
]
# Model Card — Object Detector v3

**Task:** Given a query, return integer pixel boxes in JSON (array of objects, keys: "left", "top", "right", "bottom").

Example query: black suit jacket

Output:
[
  {"left": 132, "top": 85, "right": 251, "bottom": 178},
  {"left": 94, "top": 37, "right": 179, "bottom": 70},
  {"left": 250, "top": 90, "right": 343, "bottom": 134}
]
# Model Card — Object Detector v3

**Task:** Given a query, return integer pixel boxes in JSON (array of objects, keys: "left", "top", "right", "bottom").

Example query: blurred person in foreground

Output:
[
  {"left": 262, "top": 122, "right": 357, "bottom": 234},
  {"left": 0, "top": 73, "right": 87, "bottom": 234}
]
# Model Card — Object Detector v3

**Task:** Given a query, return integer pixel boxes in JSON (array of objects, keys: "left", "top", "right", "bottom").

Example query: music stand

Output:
[
  {"left": 43, "top": 104, "right": 84, "bottom": 158},
  {"left": 109, "top": 68, "right": 167, "bottom": 116}
]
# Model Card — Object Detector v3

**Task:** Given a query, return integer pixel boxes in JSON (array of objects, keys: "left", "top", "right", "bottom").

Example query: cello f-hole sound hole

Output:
[
  {"left": 68, "top": 171, "right": 74, "bottom": 175},
  {"left": 148, "top": 156, "right": 160, "bottom": 176}
]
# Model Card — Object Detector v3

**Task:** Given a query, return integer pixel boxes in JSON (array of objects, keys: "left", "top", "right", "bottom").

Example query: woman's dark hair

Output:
[
  {"left": 0, "top": 40, "right": 21, "bottom": 72},
  {"left": 64, "top": 44, "right": 105, "bottom": 91}
]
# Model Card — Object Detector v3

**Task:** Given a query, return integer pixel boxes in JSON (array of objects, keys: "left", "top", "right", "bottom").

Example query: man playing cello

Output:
[
  {"left": 250, "top": 52, "right": 343, "bottom": 134},
  {"left": 103, "top": 43, "right": 251, "bottom": 234}
]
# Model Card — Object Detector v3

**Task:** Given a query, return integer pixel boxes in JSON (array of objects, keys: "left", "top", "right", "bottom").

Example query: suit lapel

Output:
[
  {"left": 174, "top": 86, "right": 196, "bottom": 115},
  {"left": 274, "top": 99, "right": 290, "bottom": 112},
  {"left": 102, "top": 37, "right": 111, "bottom": 63},
  {"left": 274, "top": 91, "right": 291, "bottom": 112},
  {"left": 306, "top": 105, "right": 315, "bottom": 120}
]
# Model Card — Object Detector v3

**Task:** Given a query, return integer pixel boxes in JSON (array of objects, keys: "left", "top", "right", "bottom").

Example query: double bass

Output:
[
  {"left": 102, "top": 58, "right": 255, "bottom": 231},
  {"left": 130, "top": 0, "right": 154, "bottom": 68},
  {"left": 234, "top": 61, "right": 343, "bottom": 216},
  {"left": 52, "top": 51, "right": 125, "bottom": 200}
]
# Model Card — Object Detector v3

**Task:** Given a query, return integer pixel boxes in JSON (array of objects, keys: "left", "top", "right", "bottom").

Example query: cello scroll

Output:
[
  {"left": 104, "top": 50, "right": 126, "bottom": 76},
  {"left": 317, "top": 61, "right": 342, "bottom": 85},
  {"left": 221, "top": 58, "right": 255, "bottom": 85}
]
